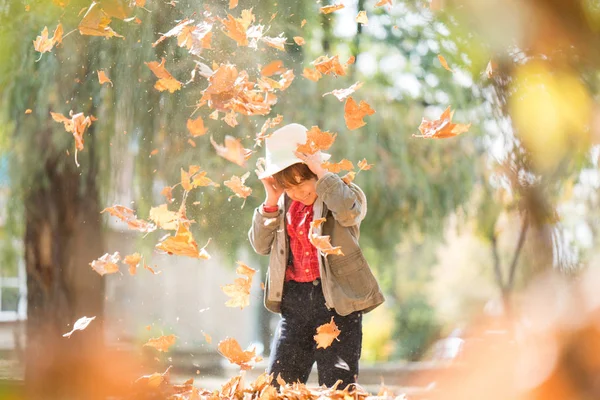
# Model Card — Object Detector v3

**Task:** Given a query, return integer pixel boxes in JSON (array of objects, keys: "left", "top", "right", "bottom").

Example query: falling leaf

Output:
[
  {"left": 356, "top": 11, "right": 368, "bottom": 24},
  {"left": 33, "top": 23, "right": 63, "bottom": 53},
  {"left": 187, "top": 116, "right": 208, "bottom": 137},
  {"left": 486, "top": 59, "right": 496, "bottom": 78},
  {"left": 320, "top": 4, "right": 344, "bottom": 14},
  {"left": 161, "top": 186, "right": 174, "bottom": 203},
  {"left": 313, "top": 55, "right": 351, "bottom": 77},
  {"left": 135, "top": 366, "right": 172, "bottom": 388},
  {"left": 150, "top": 149, "right": 159, "bottom": 156},
  {"left": 144, "top": 263, "right": 161, "bottom": 275},
  {"left": 296, "top": 126, "right": 337, "bottom": 154},
  {"left": 51, "top": 111, "right": 97, "bottom": 151},
  {"left": 221, "top": 261, "right": 256, "bottom": 309},
  {"left": 97, "top": 70, "right": 113, "bottom": 86},
  {"left": 262, "top": 35, "right": 287, "bottom": 51},
  {"left": 229, "top": 0, "right": 238, "bottom": 9},
  {"left": 219, "top": 12, "right": 252, "bottom": 46},
  {"left": 210, "top": 135, "right": 252, "bottom": 167},
  {"left": 123, "top": 252, "right": 142, "bottom": 275},
  {"left": 322, "top": 159, "right": 354, "bottom": 173},
  {"left": 293, "top": 36, "right": 305, "bottom": 45},
  {"left": 25, "top": 109, "right": 32, "bottom": 114},
  {"left": 323, "top": 81, "right": 363, "bottom": 101},
  {"left": 222, "top": 111, "right": 239, "bottom": 127},
  {"left": 309, "top": 218, "right": 344, "bottom": 256},
  {"left": 153, "top": 19, "right": 213, "bottom": 56},
  {"left": 63, "top": 316, "right": 96, "bottom": 338},
  {"left": 203, "top": 332, "right": 212, "bottom": 344},
  {"left": 90, "top": 252, "right": 121, "bottom": 276},
  {"left": 156, "top": 223, "right": 211, "bottom": 259},
  {"left": 414, "top": 106, "right": 471, "bottom": 139},
  {"left": 224, "top": 172, "right": 252, "bottom": 205},
  {"left": 344, "top": 97, "right": 375, "bottom": 130},
  {"left": 301, "top": 19, "right": 307, "bottom": 27},
  {"left": 217, "top": 337, "right": 259, "bottom": 370},
  {"left": 261, "top": 60, "right": 285, "bottom": 77},
  {"left": 255, "top": 114, "right": 284, "bottom": 146},
  {"left": 144, "top": 334, "right": 177, "bottom": 352},
  {"left": 101, "top": 205, "right": 156, "bottom": 232},
  {"left": 277, "top": 69, "right": 295, "bottom": 90},
  {"left": 146, "top": 58, "right": 182, "bottom": 93},
  {"left": 78, "top": 2, "right": 123, "bottom": 38},
  {"left": 183, "top": 166, "right": 220, "bottom": 189},
  {"left": 357, "top": 158, "right": 373, "bottom": 171},
  {"left": 302, "top": 67, "right": 322, "bottom": 82},
  {"left": 375, "top": 0, "right": 392, "bottom": 6},
  {"left": 437, "top": 54, "right": 453, "bottom": 72},
  {"left": 209, "top": 110, "right": 219, "bottom": 120},
  {"left": 314, "top": 317, "right": 341, "bottom": 349},
  {"left": 149, "top": 204, "right": 180, "bottom": 230},
  {"left": 145, "top": 325, "right": 152, "bottom": 331},
  {"left": 341, "top": 171, "right": 356, "bottom": 185}
]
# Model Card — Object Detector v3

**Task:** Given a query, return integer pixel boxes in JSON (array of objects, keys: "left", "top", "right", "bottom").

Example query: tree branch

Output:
[{"left": 507, "top": 212, "right": 529, "bottom": 290}]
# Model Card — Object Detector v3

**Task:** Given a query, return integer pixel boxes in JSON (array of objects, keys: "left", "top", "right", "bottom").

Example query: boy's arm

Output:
[
  {"left": 315, "top": 172, "right": 366, "bottom": 227},
  {"left": 248, "top": 205, "right": 283, "bottom": 255}
]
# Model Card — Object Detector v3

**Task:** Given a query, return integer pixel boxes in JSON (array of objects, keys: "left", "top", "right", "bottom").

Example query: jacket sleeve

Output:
[
  {"left": 248, "top": 205, "right": 283, "bottom": 256},
  {"left": 315, "top": 172, "right": 367, "bottom": 227}
]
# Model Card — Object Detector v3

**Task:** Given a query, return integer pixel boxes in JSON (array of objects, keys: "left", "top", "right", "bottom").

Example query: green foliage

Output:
[{"left": 392, "top": 294, "right": 441, "bottom": 361}]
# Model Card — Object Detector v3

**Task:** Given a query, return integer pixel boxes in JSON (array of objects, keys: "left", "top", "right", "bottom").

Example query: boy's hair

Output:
[{"left": 273, "top": 163, "right": 317, "bottom": 189}]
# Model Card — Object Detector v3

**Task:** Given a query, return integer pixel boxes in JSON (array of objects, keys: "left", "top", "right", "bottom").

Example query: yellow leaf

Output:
[
  {"left": 437, "top": 54, "right": 453, "bottom": 72},
  {"left": 144, "top": 334, "right": 177, "bottom": 352},
  {"left": 356, "top": 11, "right": 368, "bottom": 25},
  {"left": 314, "top": 317, "right": 341, "bottom": 349}
]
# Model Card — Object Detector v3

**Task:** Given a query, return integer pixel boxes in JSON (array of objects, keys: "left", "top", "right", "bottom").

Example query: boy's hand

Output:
[
  {"left": 256, "top": 158, "right": 284, "bottom": 206},
  {"left": 294, "top": 151, "right": 327, "bottom": 179}
]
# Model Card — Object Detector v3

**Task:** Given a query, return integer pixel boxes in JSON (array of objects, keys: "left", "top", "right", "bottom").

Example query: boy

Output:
[{"left": 248, "top": 123, "right": 384, "bottom": 388}]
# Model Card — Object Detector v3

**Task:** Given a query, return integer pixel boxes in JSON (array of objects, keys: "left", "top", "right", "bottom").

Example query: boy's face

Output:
[{"left": 284, "top": 178, "right": 318, "bottom": 205}]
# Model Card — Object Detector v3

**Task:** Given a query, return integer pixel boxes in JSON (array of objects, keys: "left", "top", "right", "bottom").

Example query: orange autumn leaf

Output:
[
  {"left": 276, "top": 373, "right": 287, "bottom": 387},
  {"left": 322, "top": 159, "right": 354, "bottom": 173},
  {"left": 414, "top": 106, "right": 471, "bottom": 139},
  {"left": 375, "top": 0, "right": 392, "bottom": 6},
  {"left": 153, "top": 19, "right": 212, "bottom": 56},
  {"left": 222, "top": 111, "right": 239, "bottom": 128},
  {"left": 25, "top": 109, "right": 32, "bottom": 114},
  {"left": 344, "top": 97, "right": 375, "bottom": 130},
  {"left": 149, "top": 204, "right": 180, "bottom": 230},
  {"left": 357, "top": 158, "right": 373, "bottom": 171},
  {"left": 219, "top": 13, "right": 250, "bottom": 46},
  {"left": 221, "top": 261, "right": 256, "bottom": 309},
  {"left": 155, "top": 223, "right": 211, "bottom": 259},
  {"left": 296, "top": 126, "right": 337, "bottom": 154},
  {"left": 101, "top": 205, "right": 156, "bottom": 232},
  {"left": 437, "top": 54, "right": 453, "bottom": 72},
  {"left": 320, "top": 3, "right": 344, "bottom": 14},
  {"left": 314, "top": 317, "right": 341, "bottom": 349},
  {"left": 63, "top": 316, "right": 96, "bottom": 338},
  {"left": 255, "top": 114, "right": 284, "bottom": 146},
  {"left": 144, "top": 263, "right": 161, "bottom": 275},
  {"left": 209, "top": 110, "right": 219, "bottom": 120},
  {"left": 262, "top": 35, "right": 287, "bottom": 51},
  {"left": 341, "top": 171, "right": 356, "bottom": 185},
  {"left": 180, "top": 166, "right": 220, "bottom": 190},
  {"left": 50, "top": 111, "right": 97, "bottom": 151},
  {"left": 135, "top": 366, "right": 172, "bottom": 388},
  {"left": 203, "top": 332, "right": 212, "bottom": 344},
  {"left": 144, "top": 334, "right": 177, "bottom": 352},
  {"left": 217, "top": 337, "right": 259, "bottom": 370},
  {"left": 224, "top": 172, "right": 252, "bottom": 205},
  {"left": 210, "top": 135, "right": 252, "bottom": 167},
  {"left": 277, "top": 69, "right": 295, "bottom": 91},
  {"left": 97, "top": 70, "right": 113, "bottom": 86},
  {"left": 89, "top": 252, "right": 121, "bottom": 276},
  {"left": 161, "top": 186, "right": 174, "bottom": 203},
  {"left": 323, "top": 81, "right": 363, "bottom": 101},
  {"left": 310, "top": 218, "right": 344, "bottom": 256},
  {"left": 261, "top": 60, "right": 285, "bottom": 77},
  {"left": 313, "top": 55, "right": 352, "bottom": 77},
  {"left": 146, "top": 58, "right": 182, "bottom": 93},
  {"left": 187, "top": 116, "right": 208, "bottom": 137},
  {"left": 78, "top": 2, "right": 123, "bottom": 38},
  {"left": 293, "top": 36, "right": 305, "bottom": 45},
  {"left": 229, "top": 0, "right": 238, "bottom": 9},
  {"left": 302, "top": 67, "right": 322, "bottom": 82},
  {"left": 123, "top": 252, "right": 142, "bottom": 275},
  {"left": 356, "top": 11, "right": 368, "bottom": 24},
  {"left": 33, "top": 23, "right": 63, "bottom": 53}
]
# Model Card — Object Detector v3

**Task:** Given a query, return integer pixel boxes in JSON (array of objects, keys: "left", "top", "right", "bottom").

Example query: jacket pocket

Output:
[{"left": 330, "top": 251, "right": 375, "bottom": 298}]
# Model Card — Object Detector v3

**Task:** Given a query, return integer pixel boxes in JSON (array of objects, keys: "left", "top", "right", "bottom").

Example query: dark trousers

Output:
[{"left": 267, "top": 279, "right": 363, "bottom": 388}]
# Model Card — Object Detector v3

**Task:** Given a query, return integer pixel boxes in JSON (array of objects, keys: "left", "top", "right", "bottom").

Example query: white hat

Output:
[{"left": 257, "top": 123, "right": 331, "bottom": 179}]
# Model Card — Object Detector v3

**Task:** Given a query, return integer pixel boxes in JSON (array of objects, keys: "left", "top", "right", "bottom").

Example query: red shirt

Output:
[{"left": 285, "top": 201, "right": 320, "bottom": 282}]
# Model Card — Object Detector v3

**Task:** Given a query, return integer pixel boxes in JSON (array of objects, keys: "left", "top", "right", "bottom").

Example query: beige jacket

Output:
[{"left": 248, "top": 172, "right": 385, "bottom": 316}]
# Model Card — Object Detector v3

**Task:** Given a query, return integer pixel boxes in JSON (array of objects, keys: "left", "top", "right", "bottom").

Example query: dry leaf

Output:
[
  {"left": 78, "top": 2, "right": 123, "bottom": 38},
  {"left": 217, "top": 337, "right": 259, "bottom": 370},
  {"left": 309, "top": 218, "right": 344, "bottom": 256},
  {"left": 296, "top": 126, "right": 337, "bottom": 154},
  {"left": 356, "top": 11, "right": 368, "bottom": 24},
  {"left": 255, "top": 114, "right": 284, "bottom": 146},
  {"left": 63, "top": 316, "right": 96, "bottom": 338},
  {"left": 229, "top": 0, "right": 238, "bottom": 9},
  {"left": 101, "top": 205, "right": 156, "bottom": 232},
  {"left": 221, "top": 375, "right": 243, "bottom": 398},
  {"left": 144, "top": 263, "right": 161, "bottom": 275},
  {"left": 262, "top": 35, "right": 287, "bottom": 51},
  {"left": 187, "top": 116, "right": 208, "bottom": 136},
  {"left": 135, "top": 366, "right": 172, "bottom": 388},
  {"left": 293, "top": 36, "right": 305, "bottom": 45},
  {"left": 314, "top": 317, "right": 341, "bottom": 349},
  {"left": 341, "top": 171, "right": 356, "bottom": 185},
  {"left": 97, "top": 70, "right": 112, "bottom": 86},
  {"left": 144, "top": 334, "right": 177, "bottom": 352},
  {"left": 357, "top": 158, "right": 373, "bottom": 171},
  {"left": 322, "top": 159, "right": 354, "bottom": 173},
  {"left": 161, "top": 186, "right": 174, "bottom": 203},
  {"left": 414, "top": 106, "right": 471, "bottom": 139},
  {"left": 224, "top": 172, "right": 252, "bottom": 205},
  {"left": 123, "top": 252, "right": 142, "bottom": 275},
  {"left": 33, "top": 23, "right": 63, "bottom": 53},
  {"left": 344, "top": 97, "right": 375, "bottom": 130},
  {"left": 221, "top": 261, "right": 256, "bottom": 309},
  {"left": 203, "top": 332, "right": 212, "bottom": 344},
  {"left": 486, "top": 59, "right": 496, "bottom": 78},
  {"left": 153, "top": 19, "right": 213, "bottom": 56},
  {"left": 437, "top": 54, "right": 453, "bottom": 72},
  {"left": 145, "top": 58, "right": 182, "bottom": 93},
  {"left": 25, "top": 109, "right": 32, "bottom": 114},
  {"left": 90, "top": 252, "right": 121, "bottom": 276},
  {"left": 276, "top": 373, "right": 287, "bottom": 387},
  {"left": 210, "top": 135, "right": 252, "bottom": 167},
  {"left": 219, "top": 12, "right": 251, "bottom": 46},
  {"left": 323, "top": 81, "right": 363, "bottom": 101},
  {"left": 209, "top": 110, "right": 219, "bottom": 120},
  {"left": 155, "top": 223, "right": 211, "bottom": 259},
  {"left": 51, "top": 111, "right": 97, "bottom": 151},
  {"left": 320, "top": 4, "right": 344, "bottom": 13},
  {"left": 222, "top": 111, "right": 239, "bottom": 127},
  {"left": 149, "top": 204, "right": 180, "bottom": 230},
  {"left": 375, "top": 0, "right": 392, "bottom": 6},
  {"left": 302, "top": 67, "right": 322, "bottom": 82},
  {"left": 261, "top": 60, "right": 285, "bottom": 77}
]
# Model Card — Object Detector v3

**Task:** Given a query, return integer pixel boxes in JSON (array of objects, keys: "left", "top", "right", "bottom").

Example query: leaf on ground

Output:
[
  {"left": 314, "top": 317, "right": 341, "bottom": 349},
  {"left": 123, "top": 252, "right": 142, "bottom": 275},
  {"left": 322, "top": 159, "right": 354, "bottom": 173},
  {"left": 187, "top": 116, "right": 208, "bottom": 136},
  {"left": 145, "top": 58, "right": 182, "bottom": 93},
  {"left": 97, "top": 70, "right": 113, "bottom": 86},
  {"left": 323, "top": 81, "right": 363, "bottom": 101},
  {"left": 414, "top": 106, "right": 471, "bottom": 139},
  {"left": 217, "top": 337, "right": 259, "bottom": 370},
  {"left": 221, "top": 261, "right": 256, "bottom": 309},
  {"left": 101, "top": 205, "right": 156, "bottom": 232},
  {"left": 155, "top": 223, "right": 211, "bottom": 259},
  {"left": 144, "top": 334, "right": 177, "bottom": 352},
  {"left": 309, "top": 218, "right": 344, "bottom": 256},
  {"left": 320, "top": 4, "right": 344, "bottom": 13},
  {"left": 210, "top": 135, "right": 252, "bottom": 167},
  {"left": 344, "top": 97, "right": 375, "bottom": 130},
  {"left": 89, "top": 252, "right": 121, "bottom": 276},
  {"left": 63, "top": 316, "right": 96, "bottom": 338},
  {"left": 221, "top": 375, "right": 243, "bottom": 397},
  {"left": 296, "top": 126, "right": 337, "bottom": 154},
  {"left": 51, "top": 111, "right": 97, "bottom": 151}
]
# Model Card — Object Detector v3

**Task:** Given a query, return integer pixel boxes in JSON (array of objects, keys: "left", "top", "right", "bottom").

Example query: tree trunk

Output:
[{"left": 23, "top": 131, "right": 108, "bottom": 399}]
